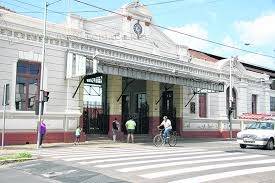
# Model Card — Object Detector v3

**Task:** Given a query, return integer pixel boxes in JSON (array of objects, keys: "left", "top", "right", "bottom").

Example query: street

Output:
[{"left": 1, "top": 140, "right": 275, "bottom": 183}]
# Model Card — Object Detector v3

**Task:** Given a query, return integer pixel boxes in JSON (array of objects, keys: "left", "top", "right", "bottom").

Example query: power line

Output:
[
  {"left": 143, "top": 0, "right": 187, "bottom": 6},
  {"left": 73, "top": 0, "right": 275, "bottom": 59},
  {"left": 2, "top": 0, "right": 275, "bottom": 59},
  {"left": 9, "top": 0, "right": 67, "bottom": 16}
]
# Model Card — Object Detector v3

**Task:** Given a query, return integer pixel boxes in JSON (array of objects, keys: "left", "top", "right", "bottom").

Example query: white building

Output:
[{"left": 0, "top": 2, "right": 274, "bottom": 144}]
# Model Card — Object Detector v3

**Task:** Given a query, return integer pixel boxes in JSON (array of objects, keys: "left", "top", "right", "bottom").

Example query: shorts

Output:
[
  {"left": 76, "top": 135, "right": 80, "bottom": 139},
  {"left": 112, "top": 129, "right": 118, "bottom": 135},
  {"left": 127, "top": 129, "right": 135, "bottom": 134}
]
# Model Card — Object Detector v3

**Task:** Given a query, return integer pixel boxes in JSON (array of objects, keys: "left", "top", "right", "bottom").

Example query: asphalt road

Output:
[{"left": 1, "top": 140, "right": 275, "bottom": 183}]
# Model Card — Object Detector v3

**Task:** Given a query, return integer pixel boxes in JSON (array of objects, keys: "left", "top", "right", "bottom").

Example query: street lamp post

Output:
[
  {"left": 228, "top": 56, "right": 238, "bottom": 140},
  {"left": 229, "top": 57, "right": 233, "bottom": 140},
  {"left": 36, "top": 0, "right": 62, "bottom": 149}
]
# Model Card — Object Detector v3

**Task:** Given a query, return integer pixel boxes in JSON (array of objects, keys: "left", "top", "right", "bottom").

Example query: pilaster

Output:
[
  {"left": 146, "top": 81, "right": 160, "bottom": 136},
  {"left": 174, "top": 85, "right": 183, "bottom": 135},
  {"left": 107, "top": 75, "right": 122, "bottom": 136}
]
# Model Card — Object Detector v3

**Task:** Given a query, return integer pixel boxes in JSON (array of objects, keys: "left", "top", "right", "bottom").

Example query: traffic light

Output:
[
  {"left": 43, "top": 91, "right": 49, "bottom": 102},
  {"left": 227, "top": 107, "right": 234, "bottom": 118}
]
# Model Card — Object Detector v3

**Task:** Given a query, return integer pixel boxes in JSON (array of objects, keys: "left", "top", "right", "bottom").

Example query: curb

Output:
[{"left": 0, "top": 157, "right": 37, "bottom": 166}]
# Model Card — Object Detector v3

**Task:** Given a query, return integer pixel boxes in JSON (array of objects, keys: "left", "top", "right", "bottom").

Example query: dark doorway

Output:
[
  {"left": 135, "top": 93, "right": 149, "bottom": 134},
  {"left": 160, "top": 91, "right": 176, "bottom": 130},
  {"left": 121, "top": 95, "right": 130, "bottom": 134},
  {"left": 121, "top": 93, "right": 149, "bottom": 134}
]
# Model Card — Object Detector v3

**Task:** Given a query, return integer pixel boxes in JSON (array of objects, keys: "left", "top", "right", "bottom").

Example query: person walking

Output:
[
  {"left": 74, "top": 126, "right": 82, "bottom": 145},
  {"left": 158, "top": 116, "right": 172, "bottom": 143},
  {"left": 39, "top": 120, "right": 46, "bottom": 148},
  {"left": 112, "top": 118, "right": 120, "bottom": 142},
  {"left": 125, "top": 116, "right": 136, "bottom": 143}
]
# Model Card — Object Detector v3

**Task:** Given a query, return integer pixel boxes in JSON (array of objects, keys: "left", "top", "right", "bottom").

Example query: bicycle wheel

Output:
[
  {"left": 153, "top": 134, "right": 163, "bottom": 147},
  {"left": 168, "top": 134, "right": 177, "bottom": 147}
]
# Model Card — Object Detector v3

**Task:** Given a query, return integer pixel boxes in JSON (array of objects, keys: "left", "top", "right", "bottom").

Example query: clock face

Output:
[{"left": 133, "top": 22, "right": 142, "bottom": 36}]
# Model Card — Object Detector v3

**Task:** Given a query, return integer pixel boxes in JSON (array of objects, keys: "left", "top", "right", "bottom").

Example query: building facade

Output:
[{"left": 0, "top": 2, "right": 274, "bottom": 144}]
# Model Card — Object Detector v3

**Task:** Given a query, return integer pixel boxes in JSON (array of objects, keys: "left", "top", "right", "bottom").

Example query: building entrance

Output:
[
  {"left": 121, "top": 78, "right": 149, "bottom": 134},
  {"left": 160, "top": 90, "right": 176, "bottom": 130},
  {"left": 82, "top": 75, "right": 109, "bottom": 134}
]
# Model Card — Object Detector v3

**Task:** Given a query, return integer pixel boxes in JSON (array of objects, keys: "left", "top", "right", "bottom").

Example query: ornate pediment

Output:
[{"left": 79, "top": 2, "right": 182, "bottom": 59}]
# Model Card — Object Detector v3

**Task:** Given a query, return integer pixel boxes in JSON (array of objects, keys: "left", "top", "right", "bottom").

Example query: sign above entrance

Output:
[{"left": 66, "top": 52, "right": 98, "bottom": 79}]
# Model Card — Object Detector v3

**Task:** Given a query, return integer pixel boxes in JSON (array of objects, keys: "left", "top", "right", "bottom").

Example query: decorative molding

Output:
[{"left": 0, "top": 22, "right": 265, "bottom": 89}]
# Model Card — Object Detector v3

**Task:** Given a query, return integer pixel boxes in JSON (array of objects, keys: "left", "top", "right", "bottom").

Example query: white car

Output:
[{"left": 237, "top": 121, "right": 275, "bottom": 150}]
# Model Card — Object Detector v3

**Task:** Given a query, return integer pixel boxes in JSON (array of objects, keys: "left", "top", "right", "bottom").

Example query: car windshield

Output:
[{"left": 247, "top": 122, "right": 274, "bottom": 130}]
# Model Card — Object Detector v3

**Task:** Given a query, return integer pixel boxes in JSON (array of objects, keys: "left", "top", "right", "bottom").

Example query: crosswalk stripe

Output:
[
  {"left": 169, "top": 166, "right": 275, "bottom": 183},
  {"left": 38, "top": 148, "right": 141, "bottom": 155},
  {"left": 63, "top": 149, "right": 204, "bottom": 162},
  {"left": 140, "top": 159, "right": 275, "bottom": 179},
  {"left": 95, "top": 151, "right": 230, "bottom": 168},
  {"left": 117, "top": 154, "right": 265, "bottom": 172},
  {"left": 38, "top": 147, "right": 197, "bottom": 157},
  {"left": 42, "top": 148, "right": 156, "bottom": 158},
  {"left": 80, "top": 150, "right": 216, "bottom": 165}
]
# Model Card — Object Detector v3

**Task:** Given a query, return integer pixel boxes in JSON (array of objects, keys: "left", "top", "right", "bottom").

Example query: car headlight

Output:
[{"left": 237, "top": 132, "right": 242, "bottom": 138}]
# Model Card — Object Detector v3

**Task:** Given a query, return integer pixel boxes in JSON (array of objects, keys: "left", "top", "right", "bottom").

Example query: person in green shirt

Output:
[{"left": 125, "top": 116, "right": 136, "bottom": 143}]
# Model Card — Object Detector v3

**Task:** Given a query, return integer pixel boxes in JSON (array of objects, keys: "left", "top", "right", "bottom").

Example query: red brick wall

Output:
[
  {"left": 0, "top": 131, "right": 86, "bottom": 145},
  {"left": 148, "top": 117, "right": 160, "bottom": 137}
]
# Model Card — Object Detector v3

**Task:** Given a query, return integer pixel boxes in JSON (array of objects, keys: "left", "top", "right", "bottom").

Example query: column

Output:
[
  {"left": 107, "top": 75, "right": 122, "bottom": 137},
  {"left": 174, "top": 85, "right": 183, "bottom": 135},
  {"left": 146, "top": 81, "right": 160, "bottom": 136}
]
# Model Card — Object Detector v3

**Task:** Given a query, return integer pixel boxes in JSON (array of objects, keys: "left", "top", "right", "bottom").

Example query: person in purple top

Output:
[{"left": 39, "top": 120, "right": 46, "bottom": 147}]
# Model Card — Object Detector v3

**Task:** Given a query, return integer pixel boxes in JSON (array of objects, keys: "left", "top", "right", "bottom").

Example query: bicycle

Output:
[{"left": 153, "top": 128, "right": 177, "bottom": 147}]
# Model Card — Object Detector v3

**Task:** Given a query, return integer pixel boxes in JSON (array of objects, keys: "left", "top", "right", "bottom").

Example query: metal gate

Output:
[
  {"left": 82, "top": 102, "right": 109, "bottom": 134},
  {"left": 160, "top": 91, "right": 176, "bottom": 130},
  {"left": 121, "top": 95, "right": 149, "bottom": 134}
]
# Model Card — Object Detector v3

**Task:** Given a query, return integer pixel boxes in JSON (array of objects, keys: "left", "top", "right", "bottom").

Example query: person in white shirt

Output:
[{"left": 158, "top": 116, "right": 172, "bottom": 143}]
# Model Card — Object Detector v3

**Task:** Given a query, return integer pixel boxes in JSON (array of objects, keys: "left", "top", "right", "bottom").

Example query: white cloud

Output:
[
  {"left": 210, "top": 35, "right": 239, "bottom": 57},
  {"left": 235, "top": 12, "right": 275, "bottom": 46},
  {"left": 163, "top": 24, "right": 208, "bottom": 50},
  {"left": 239, "top": 53, "right": 275, "bottom": 70}
]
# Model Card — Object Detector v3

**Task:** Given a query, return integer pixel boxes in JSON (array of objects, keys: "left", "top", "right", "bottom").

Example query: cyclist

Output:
[{"left": 157, "top": 116, "right": 172, "bottom": 143}]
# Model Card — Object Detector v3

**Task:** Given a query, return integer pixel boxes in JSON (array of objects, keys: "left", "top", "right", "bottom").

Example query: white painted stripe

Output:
[
  {"left": 18, "top": 163, "right": 41, "bottom": 168},
  {"left": 95, "top": 151, "right": 229, "bottom": 168},
  {"left": 64, "top": 149, "right": 204, "bottom": 161},
  {"left": 141, "top": 159, "right": 275, "bottom": 179},
  {"left": 40, "top": 147, "right": 197, "bottom": 157},
  {"left": 117, "top": 154, "right": 264, "bottom": 172},
  {"left": 43, "top": 149, "right": 150, "bottom": 158},
  {"left": 39, "top": 148, "right": 139, "bottom": 154},
  {"left": 169, "top": 166, "right": 275, "bottom": 183},
  {"left": 80, "top": 150, "right": 211, "bottom": 165}
]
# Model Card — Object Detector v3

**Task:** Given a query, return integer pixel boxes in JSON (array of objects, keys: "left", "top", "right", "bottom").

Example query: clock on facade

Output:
[{"left": 133, "top": 21, "right": 142, "bottom": 38}]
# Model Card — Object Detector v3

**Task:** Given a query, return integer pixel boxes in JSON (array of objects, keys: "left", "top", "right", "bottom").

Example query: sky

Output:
[{"left": 1, "top": 0, "right": 275, "bottom": 70}]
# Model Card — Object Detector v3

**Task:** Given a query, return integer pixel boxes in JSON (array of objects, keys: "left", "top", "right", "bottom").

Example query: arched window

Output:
[{"left": 226, "top": 87, "right": 237, "bottom": 119}]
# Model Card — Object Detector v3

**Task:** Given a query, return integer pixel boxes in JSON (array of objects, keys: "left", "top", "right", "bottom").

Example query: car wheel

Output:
[
  {"left": 240, "top": 144, "right": 247, "bottom": 148},
  {"left": 265, "top": 139, "right": 274, "bottom": 150}
]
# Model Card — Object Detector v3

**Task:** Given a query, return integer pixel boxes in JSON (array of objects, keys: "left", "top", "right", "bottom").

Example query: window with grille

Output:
[
  {"left": 199, "top": 93, "right": 207, "bottom": 118},
  {"left": 252, "top": 94, "right": 257, "bottom": 114},
  {"left": 15, "top": 60, "right": 41, "bottom": 111},
  {"left": 271, "top": 97, "right": 275, "bottom": 112}
]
